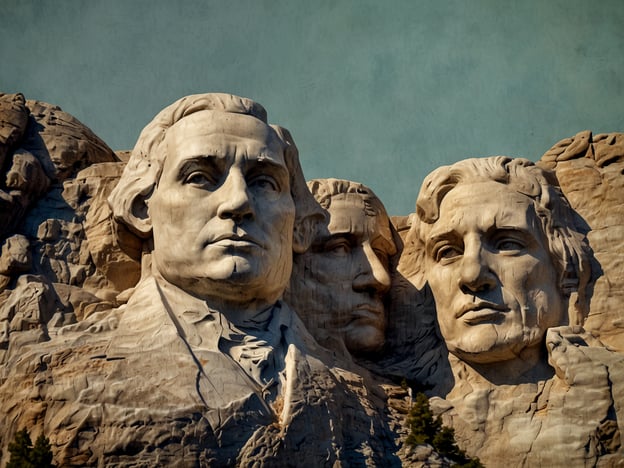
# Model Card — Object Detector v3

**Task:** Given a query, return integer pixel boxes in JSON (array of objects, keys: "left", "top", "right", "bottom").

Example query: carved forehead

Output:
[
  {"left": 416, "top": 156, "right": 551, "bottom": 225},
  {"left": 326, "top": 195, "right": 387, "bottom": 229},
  {"left": 431, "top": 181, "right": 540, "bottom": 232},
  {"left": 329, "top": 192, "right": 378, "bottom": 211},
  {"left": 324, "top": 196, "right": 397, "bottom": 255},
  {"left": 164, "top": 110, "right": 286, "bottom": 156}
]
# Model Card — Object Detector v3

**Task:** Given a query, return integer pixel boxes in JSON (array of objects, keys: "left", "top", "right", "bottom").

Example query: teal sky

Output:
[{"left": 2, "top": 0, "right": 623, "bottom": 215}]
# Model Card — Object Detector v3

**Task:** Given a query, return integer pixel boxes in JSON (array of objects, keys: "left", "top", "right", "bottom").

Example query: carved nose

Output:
[
  {"left": 353, "top": 243, "right": 391, "bottom": 295},
  {"left": 216, "top": 172, "right": 254, "bottom": 222},
  {"left": 458, "top": 249, "right": 496, "bottom": 294}
]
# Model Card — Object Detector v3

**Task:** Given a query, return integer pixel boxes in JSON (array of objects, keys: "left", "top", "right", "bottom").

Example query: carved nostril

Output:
[
  {"left": 365, "top": 286, "right": 381, "bottom": 299},
  {"left": 229, "top": 211, "right": 253, "bottom": 222},
  {"left": 460, "top": 281, "right": 492, "bottom": 295}
]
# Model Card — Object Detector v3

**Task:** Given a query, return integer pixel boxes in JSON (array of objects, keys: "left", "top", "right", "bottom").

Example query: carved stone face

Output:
[
  {"left": 147, "top": 110, "right": 295, "bottom": 304},
  {"left": 424, "top": 181, "right": 564, "bottom": 364},
  {"left": 292, "top": 194, "right": 396, "bottom": 354}
]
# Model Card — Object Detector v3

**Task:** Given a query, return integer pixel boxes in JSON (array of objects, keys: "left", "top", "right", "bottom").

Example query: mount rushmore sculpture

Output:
[{"left": 0, "top": 92, "right": 623, "bottom": 466}]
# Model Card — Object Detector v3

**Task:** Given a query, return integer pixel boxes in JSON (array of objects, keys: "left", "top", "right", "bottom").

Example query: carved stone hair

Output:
[
  {"left": 306, "top": 177, "right": 402, "bottom": 257},
  {"left": 400, "top": 156, "right": 592, "bottom": 326},
  {"left": 307, "top": 178, "right": 387, "bottom": 216},
  {"left": 108, "top": 93, "right": 325, "bottom": 260}
]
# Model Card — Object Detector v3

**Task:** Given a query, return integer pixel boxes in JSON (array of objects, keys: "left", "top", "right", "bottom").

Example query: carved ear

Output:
[
  {"left": 397, "top": 213, "right": 427, "bottom": 290},
  {"left": 108, "top": 171, "right": 156, "bottom": 261},
  {"left": 108, "top": 191, "right": 153, "bottom": 261},
  {"left": 127, "top": 193, "right": 152, "bottom": 237}
]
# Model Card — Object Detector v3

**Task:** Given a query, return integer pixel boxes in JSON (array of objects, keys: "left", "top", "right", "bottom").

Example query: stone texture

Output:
[
  {"left": 0, "top": 93, "right": 28, "bottom": 170},
  {"left": 399, "top": 154, "right": 624, "bottom": 466},
  {"left": 0, "top": 93, "right": 403, "bottom": 466},
  {"left": 0, "top": 92, "right": 623, "bottom": 468},
  {"left": 539, "top": 131, "right": 624, "bottom": 351},
  {"left": 286, "top": 178, "right": 399, "bottom": 357},
  {"left": 21, "top": 99, "right": 116, "bottom": 182}
]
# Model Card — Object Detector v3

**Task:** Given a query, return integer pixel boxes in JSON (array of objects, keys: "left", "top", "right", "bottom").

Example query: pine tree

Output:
[
  {"left": 405, "top": 392, "right": 441, "bottom": 446},
  {"left": 7, "top": 429, "right": 33, "bottom": 468},
  {"left": 7, "top": 428, "right": 55, "bottom": 468},
  {"left": 406, "top": 392, "right": 484, "bottom": 467},
  {"left": 32, "top": 434, "right": 54, "bottom": 467}
]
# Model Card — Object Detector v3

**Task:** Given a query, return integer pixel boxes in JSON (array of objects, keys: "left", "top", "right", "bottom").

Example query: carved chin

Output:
[
  {"left": 449, "top": 333, "right": 543, "bottom": 364},
  {"left": 344, "top": 325, "right": 385, "bottom": 355},
  {"left": 208, "top": 256, "right": 256, "bottom": 280},
  {"left": 451, "top": 346, "right": 519, "bottom": 364}
]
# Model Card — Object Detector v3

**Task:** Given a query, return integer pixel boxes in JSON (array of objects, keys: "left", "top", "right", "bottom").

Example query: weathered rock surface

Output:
[
  {"left": 398, "top": 152, "right": 624, "bottom": 466},
  {"left": 0, "top": 93, "right": 407, "bottom": 467},
  {"left": 0, "top": 94, "right": 125, "bottom": 359},
  {"left": 0, "top": 91, "right": 623, "bottom": 468},
  {"left": 430, "top": 328, "right": 624, "bottom": 466},
  {"left": 539, "top": 131, "right": 624, "bottom": 351}
]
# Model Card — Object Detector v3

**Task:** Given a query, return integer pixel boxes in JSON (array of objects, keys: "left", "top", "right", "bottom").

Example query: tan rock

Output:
[
  {"left": 539, "top": 131, "right": 624, "bottom": 351},
  {"left": 286, "top": 178, "right": 399, "bottom": 357},
  {"left": 400, "top": 155, "right": 624, "bottom": 465},
  {"left": 22, "top": 99, "right": 117, "bottom": 182},
  {"left": 0, "top": 275, "right": 57, "bottom": 357},
  {"left": 77, "top": 162, "right": 140, "bottom": 297},
  {"left": 0, "top": 234, "right": 31, "bottom": 275},
  {"left": 2, "top": 91, "right": 623, "bottom": 467},
  {"left": 0, "top": 93, "right": 401, "bottom": 466},
  {"left": 0, "top": 93, "right": 28, "bottom": 168}
]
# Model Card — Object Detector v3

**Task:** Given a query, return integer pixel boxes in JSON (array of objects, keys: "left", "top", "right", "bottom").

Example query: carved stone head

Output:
[
  {"left": 286, "top": 178, "right": 399, "bottom": 355},
  {"left": 401, "top": 157, "right": 592, "bottom": 365},
  {"left": 108, "top": 93, "right": 324, "bottom": 305}
]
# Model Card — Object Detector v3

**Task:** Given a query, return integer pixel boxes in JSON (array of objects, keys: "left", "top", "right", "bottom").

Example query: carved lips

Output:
[
  {"left": 205, "top": 232, "right": 264, "bottom": 249},
  {"left": 349, "top": 301, "right": 385, "bottom": 326},
  {"left": 457, "top": 301, "right": 507, "bottom": 325}
]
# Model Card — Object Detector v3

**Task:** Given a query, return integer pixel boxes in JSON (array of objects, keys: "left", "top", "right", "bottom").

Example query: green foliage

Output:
[
  {"left": 406, "top": 392, "right": 484, "bottom": 467},
  {"left": 7, "top": 429, "right": 32, "bottom": 468},
  {"left": 432, "top": 426, "right": 460, "bottom": 457},
  {"left": 7, "top": 428, "right": 55, "bottom": 468},
  {"left": 405, "top": 392, "right": 441, "bottom": 446},
  {"left": 32, "top": 434, "right": 54, "bottom": 467}
]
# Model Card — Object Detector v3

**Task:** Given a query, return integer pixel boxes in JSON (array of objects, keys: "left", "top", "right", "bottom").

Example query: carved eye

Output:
[
  {"left": 249, "top": 175, "right": 279, "bottom": 193},
  {"left": 325, "top": 238, "right": 352, "bottom": 256},
  {"left": 434, "top": 245, "right": 463, "bottom": 263},
  {"left": 496, "top": 238, "right": 525, "bottom": 252},
  {"left": 184, "top": 171, "right": 218, "bottom": 188}
]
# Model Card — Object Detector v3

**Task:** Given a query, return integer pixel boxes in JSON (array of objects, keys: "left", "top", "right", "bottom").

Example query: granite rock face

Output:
[
  {"left": 0, "top": 94, "right": 122, "bottom": 366},
  {"left": 398, "top": 152, "right": 624, "bottom": 466},
  {"left": 0, "top": 93, "right": 404, "bottom": 467},
  {"left": 0, "top": 92, "right": 623, "bottom": 468},
  {"left": 539, "top": 131, "right": 624, "bottom": 351}
]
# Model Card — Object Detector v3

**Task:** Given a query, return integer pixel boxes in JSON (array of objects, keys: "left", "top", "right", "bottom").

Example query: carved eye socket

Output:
[
  {"left": 184, "top": 171, "right": 218, "bottom": 188},
  {"left": 496, "top": 238, "right": 525, "bottom": 252},
  {"left": 249, "top": 175, "right": 279, "bottom": 193},
  {"left": 435, "top": 245, "right": 463, "bottom": 263},
  {"left": 325, "top": 238, "right": 352, "bottom": 256}
]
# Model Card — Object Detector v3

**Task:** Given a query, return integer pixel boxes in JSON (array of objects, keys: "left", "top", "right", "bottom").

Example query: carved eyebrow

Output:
[
  {"left": 311, "top": 232, "right": 356, "bottom": 251},
  {"left": 245, "top": 157, "right": 289, "bottom": 177},
  {"left": 173, "top": 154, "right": 290, "bottom": 188},
  {"left": 425, "top": 230, "right": 461, "bottom": 256},
  {"left": 485, "top": 227, "right": 541, "bottom": 257},
  {"left": 175, "top": 155, "right": 224, "bottom": 180},
  {"left": 487, "top": 226, "right": 537, "bottom": 245},
  {"left": 427, "top": 229, "right": 456, "bottom": 245},
  {"left": 319, "top": 232, "right": 354, "bottom": 243}
]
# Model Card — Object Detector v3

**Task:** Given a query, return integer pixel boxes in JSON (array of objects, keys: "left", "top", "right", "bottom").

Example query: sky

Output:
[{"left": 1, "top": 0, "right": 623, "bottom": 215}]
